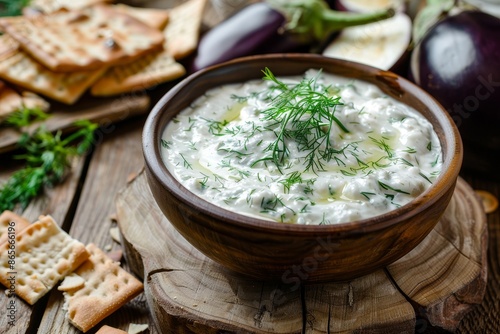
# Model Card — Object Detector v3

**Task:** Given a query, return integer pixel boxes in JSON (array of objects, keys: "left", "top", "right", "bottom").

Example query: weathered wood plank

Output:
[
  {"left": 117, "top": 172, "right": 487, "bottom": 333},
  {"left": 387, "top": 178, "right": 488, "bottom": 332},
  {"left": 117, "top": 171, "right": 304, "bottom": 334},
  {"left": 36, "top": 117, "right": 156, "bottom": 334},
  {"left": 457, "top": 176, "right": 500, "bottom": 334},
  {"left": 304, "top": 271, "right": 415, "bottom": 333}
]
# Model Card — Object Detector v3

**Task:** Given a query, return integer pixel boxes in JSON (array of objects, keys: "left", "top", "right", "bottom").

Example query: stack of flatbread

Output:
[{"left": 0, "top": 0, "right": 206, "bottom": 115}]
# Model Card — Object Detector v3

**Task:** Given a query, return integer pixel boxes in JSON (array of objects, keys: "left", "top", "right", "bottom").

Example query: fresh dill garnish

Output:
[
  {"left": 160, "top": 139, "right": 172, "bottom": 149},
  {"left": 430, "top": 154, "right": 440, "bottom": 167},
  {"left": 246, "top": 189, "right": 256, "bottom": 205},
  {"left": 260, "top": 194, "right": 295, "bottom": 216},
  {"left": 223, "top": 195, "right": 239, "bottom": 205},
  {"left": 258, "top": 67, "right": 349, "bottom": 173},
  {"left": 198, "top": 174, "right": 209, "bottom": 190},
  {"left": 319, "top": 213, "right": 330, "bottom": 225},
  {"left": 0, "top": 120, "right": 97, "bottom": 211},
  {"left": 369, "top": 136, "right": 393, "bottom": 158},
  {"left": 2, "top": 106, "right": 50, "bottom": 128},
  {"left": 179, "top": 153, "right": 192, "bottom": 169},
  {"left": 403, "top": 147, "right": 417, "bottom": 154},
  {"left": 419, "top": 172, "right": 433, "bottom": 184},
  {"left": 361, "top": 191, "right": 376, "bottom": 200},
  {"left": 219, "top": 159, "right": 250, "bottom": 180},
  {"left": 202, "top": 117, "right": 228, "bottom": 136},
  {"left": 278, "top": 171, "right": 303, "bottom": 194},
  {"left": 378, "top": 181, "right": 410, "bottom": 195}
]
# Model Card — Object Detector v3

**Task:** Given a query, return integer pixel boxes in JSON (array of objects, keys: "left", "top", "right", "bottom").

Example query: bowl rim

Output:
[{"left": 143, "top": 53, "right": 463, "bottom": 236}]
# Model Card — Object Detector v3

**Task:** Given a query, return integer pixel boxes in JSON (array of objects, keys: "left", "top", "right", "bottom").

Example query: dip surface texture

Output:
[{"left": 161, "top": 69, "right": 442, "bottom": 225}]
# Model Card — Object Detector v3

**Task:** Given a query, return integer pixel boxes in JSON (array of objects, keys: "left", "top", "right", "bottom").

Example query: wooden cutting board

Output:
[
  {"left": 0, "top": 93, "right": 150, "bottom": 154},
  {"left": 116, "top": 171, "right": 487, "bottom": 333}
]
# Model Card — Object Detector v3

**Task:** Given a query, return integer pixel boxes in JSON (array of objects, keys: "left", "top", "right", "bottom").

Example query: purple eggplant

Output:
[
  {"left": 188, "top": 0, "right": 394, "bottom": 72},
  {"left": 410, "top": 10, "right": 500, "bottom": 178}
]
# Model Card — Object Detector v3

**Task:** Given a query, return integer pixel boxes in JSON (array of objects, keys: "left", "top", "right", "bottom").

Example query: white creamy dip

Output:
[{"left": 161, "top": 69, "right": 442, "bottom": 225}]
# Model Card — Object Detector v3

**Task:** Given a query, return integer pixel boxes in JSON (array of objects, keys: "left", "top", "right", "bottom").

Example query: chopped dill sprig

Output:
[
  {"left": 161, "top": 139, "right": 172, "bottom": 149},
  {"left": 257, "top": 67, "right": 350, "bottom": 173},
  {"left": 278, "top": 171, "right": 303, "bottom": 194},
  {"left": 0, "top": 121, "right": 97, "bottom": 211}
]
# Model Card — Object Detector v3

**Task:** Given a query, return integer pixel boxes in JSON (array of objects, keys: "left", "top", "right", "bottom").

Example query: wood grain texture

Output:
[
  {"left": 456, "top": 176, "right": 500, "bottom": 334},
  {"left": 35, "top": 117, "right": 155, "bottom": 334},
  {"left": 387, "top": 179, "right": 487, "bottom": 331},
  {"left": 0, "top": 156, "right": 86, "bottom": 333},
  {"left": 117, "top": 172, "right": 486, "bottom": 333}
]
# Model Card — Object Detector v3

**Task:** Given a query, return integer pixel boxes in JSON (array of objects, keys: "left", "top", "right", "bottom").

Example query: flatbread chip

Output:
[
  {"left": 62, "top": 243, "right": 143, "bottom": 332},
  {"left": 0, "top": 35, "right": 106, "bottom": 104},
  {"left": 0, "top": 215, "right": 90, "bottom": 305},
  {"left": 90, "top": 50, "right": 185, "bottom": 96},
  {"left": 95, "top": 325, "right": 128, "bottom": 334},
  {"left": 163, "top": 0, "right": 207, "bottom": 59},
  {"left": 24, "top": 0, "right": 113, "bottom": 14},
  {"left": 0, "top": 210, "right": 30, "bottom": 245},
  {"left": 0, "top": 4, "right": 165, "bottom": 72},
  {"left": 112, "top": 4, "right": 170, "bottom": 30}
]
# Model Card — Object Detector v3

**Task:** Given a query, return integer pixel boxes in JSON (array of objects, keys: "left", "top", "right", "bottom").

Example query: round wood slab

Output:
[{"left": 116, "top": 171, "right": 487, "bottom": 333}]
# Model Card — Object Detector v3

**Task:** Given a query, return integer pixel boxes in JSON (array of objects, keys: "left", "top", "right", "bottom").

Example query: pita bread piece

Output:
[
  {"left": 163, "top": 0, "right": 207, "bottom": 60},
  {"left": 0, "top": 4, "right": 165, "bottom": 72}
]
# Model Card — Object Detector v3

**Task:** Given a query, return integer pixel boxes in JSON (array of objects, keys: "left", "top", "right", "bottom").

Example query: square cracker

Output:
[
  {"left": 0, "top": 33, "right": 105, "bottom": 105},
  {"left": 0, "top": 210, "right": 30, "bottom": 246},
  {"left": 111, "top": 4, "right": 170, "bottom": 31},
  {"left": 61, "top": 243, "right": 144, "bottom": 333},
  {"left": 0, "top": 31, "right": 19, "bottom": 61},
  {"left": 90, "top": 50, "right": 185, "bottom": 96},
  {"left": 0, "top": 215, "right": 90, "bottom": 305},
  {"left": 163, "top": 0, "right": 207, "bottom": 60},
  {"left": 0, "top": 4, "right": 165, "bottom": 72}
]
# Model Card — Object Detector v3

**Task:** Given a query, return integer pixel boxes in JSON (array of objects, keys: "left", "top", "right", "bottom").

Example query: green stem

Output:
[{"left": 267, "top": 0, "right": 395, "bottom": 44}]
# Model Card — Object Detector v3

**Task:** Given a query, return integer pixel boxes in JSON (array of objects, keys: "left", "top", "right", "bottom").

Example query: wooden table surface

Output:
[{"left": 0, "top": 88, "right": 499, "bottom": 333}]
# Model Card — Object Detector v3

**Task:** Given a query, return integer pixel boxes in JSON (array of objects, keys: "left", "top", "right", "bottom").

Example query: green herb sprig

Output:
[
  {"left": 256, "top": 68, "right": 349, "bottom": 173},
  {"left": 0, "top": 120, "right": 98, "bottom": 211},
  {"left": 2, "top": 106, "right": 50, "bottom": 128}
]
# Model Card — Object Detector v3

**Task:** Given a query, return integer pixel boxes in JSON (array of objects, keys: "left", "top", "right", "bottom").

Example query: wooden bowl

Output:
[{"left": 142, "top": 54, "right": 463, "bottom": 283}]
